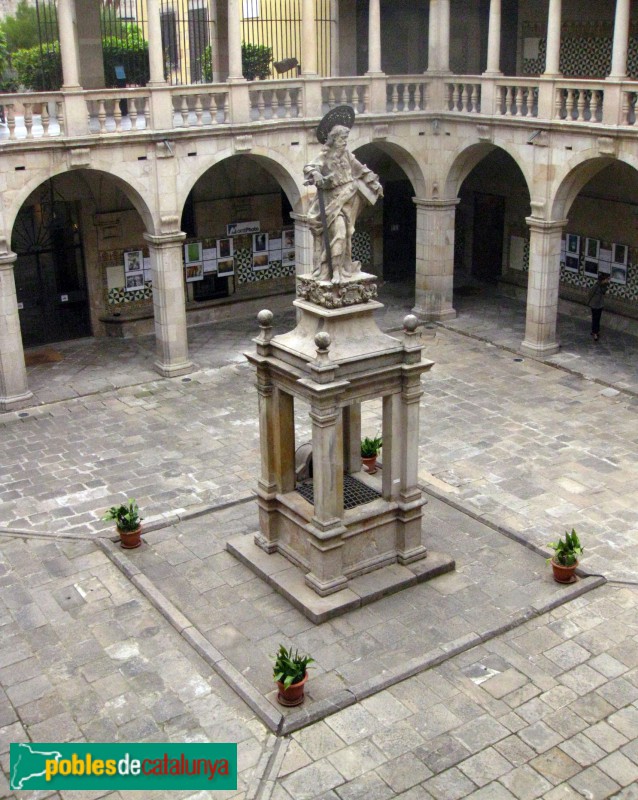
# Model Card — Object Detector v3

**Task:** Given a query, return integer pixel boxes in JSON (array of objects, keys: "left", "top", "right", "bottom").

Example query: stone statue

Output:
[{"left": 303, "top": 106, "right": 383, "bottom": 284}]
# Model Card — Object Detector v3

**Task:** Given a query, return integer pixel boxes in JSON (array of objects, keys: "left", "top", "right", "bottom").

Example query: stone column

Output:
[
  {"left": 275, "top": 389, "right": 296, "bottom": 493},
  {"left": 520, "top": 217, "right": 566, "bottom": 357},
  {"left": 427, "top": 0, "right": 439, "bottom": 71},
  {"left": 306, "top": 396, "right": 347, "bottom": 595},
  {"left": 227, "top": 0, "right": 244, "bottom": 80},
  {"left": 146, "top": 0, "right": 167, "bottom": 85},
  {"left": 330, "top": 0, "right": 340, "bottom": 76},
  {"left": 367, "top": 0, "right": 382, "bottom": 75},
  {"left": 543, "top": 0, "right": 562, "bottom": 77},
  {"left": 609, "top": 0, "right": 631, "bottom": 79},
  {"left": 382, "top": 393, "right": 401, "bottom": 500},
  {"left": 291, "top": 213, "right": 313, "bottom": 277},
  {"left": 412, "top": 198, "right": 458, "bottom": 321},
  {"left": 484, "top": 0, "right": 502, "bottom": 75},
  {"left": 144, "top": 231, "right": 195, "bottom": 378},
  {"left": 209, "top": 0, "right": 222, "bottom": 81},
  {"left": 58, "top": 0, "right": 81, "bottom": 89},
  {"left": 0, "top": 252, "right": 32, "bottom": 411},
  {"left": 397, "top": 358, "right": 427, "bottom": 564},
  {"left": 301, "top": 0, "right": 318, "bottom": 76},
  {"left": 343, "top": 403, "right": 361, "bottom": 473},
  {"left": 439, "top": 0, "right": 451, "bottom": 73}
]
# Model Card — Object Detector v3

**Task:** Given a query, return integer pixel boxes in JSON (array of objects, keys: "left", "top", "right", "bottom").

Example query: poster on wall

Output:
[
  {"left": 564, "top": 234, "right": 580, "bottom": 272},
  {"left": 125, "top": 273, "right": 145, "bottom": 291},
  {"left": 203, "top": 259, "right": 217, "bottom": 274},
  {"left": 253, "top": 233, "right": 268, "bottom": 253},
  {"left": 611, "top": 242, "right": 628, "bottom": 284},
  {"left": 216, "top": 238, "right": 234, "bottom": 259},
  {"left": 282, "top": 248, "right": 296, "bottom": 267},
  {"left": 184, "top": 242, "right": 203, "bottom": 265},
  {"left": 124, "top": 250, "right": 143, "bottom": 273},
  {"left": 217, "top": 257, "right": 235, "bottom": 277},
  {"left": 253, "top": 253, "right": 269, "bottom": 271},
  {"left": 584, "top": 237, "right": 600, "bottom": 277},
  {"left": 185, "top": 263, "right": 204, "bottom": 282},
  {"left": 282, "top": 229, "right": 294, "bottom": 249}
]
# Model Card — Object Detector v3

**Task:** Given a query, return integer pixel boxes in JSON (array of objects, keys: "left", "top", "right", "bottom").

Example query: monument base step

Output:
[{"left": 226, "top": 533, "right": 455, "bottom": 624}]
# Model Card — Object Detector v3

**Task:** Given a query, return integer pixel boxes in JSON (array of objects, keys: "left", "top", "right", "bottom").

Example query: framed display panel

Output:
[
  {"left": 217, "top": 257, "right": 235, "bottom": 277},
  {"left": 282, "top": 249, "right": 296, "bottom": 266},
  {"left": 253, "top": 253, "right": 269, "bottom": 270},
  {"left": 124, "top": 250, "right": 143, "bottom": 273},
  {"left": 185, "top": 263, "right": 204, "bottom": 282},
  {"left": 184, "top": 242, "right": 203, "bottom": 265},
  {"left": 610, "top": 264, "right": 627, "bottom": 284},
  {"left": 282, "top": 228, "right": 295, "bottom": 249},
  {"left": 253, "top": 233, "right": 268, "bottom": 253},
  {"left": 610, "top": 242, "right": 629, "bottom": 284},
  {"left": 564, "top": 254, "right": 579, "bottom": 272},
  {"left": 584, "top": 238, "right": 600, "bottom": 277},
  {"left": 125, "top": 273, "right": 145, "bottom": 291},
  {"left": 216, "top": 238, "right": 234, "bottom": 259},
  {"left": 566, "top": 234, "right": 580, "bottom": 255},
  {"left": 203, "top": 260, "right": 217, "bottom": 274}
]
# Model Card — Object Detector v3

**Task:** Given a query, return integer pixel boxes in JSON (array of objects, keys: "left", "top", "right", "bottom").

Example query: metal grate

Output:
[{"left": 296, "top": 474, "right": 382, "bottom": 510}]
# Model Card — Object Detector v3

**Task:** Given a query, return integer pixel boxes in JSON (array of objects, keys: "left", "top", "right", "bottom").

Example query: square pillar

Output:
[
  {"left": 343, "top": 402, "right": 362, "bottom": 474},
  {"left": 0, "top": 253, "right": 32, "bottom": 411},
  {"left": 144, "top": 231, "right": 195, "bottom": 378},
  {"left": 520, "top": 217, "right": 566, "bottom": 358},
  {"left": 412, "top": 198, "right": 458, "bottom": 321}
]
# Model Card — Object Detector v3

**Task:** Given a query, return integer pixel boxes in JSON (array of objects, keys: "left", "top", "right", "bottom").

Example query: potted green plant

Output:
[
  {"left": 102, "top": 499, "right": 143, "bottom": 549},
  {"left": 361, "top": 435, "right": 382, "bottom": 474},
  {"left": 273, "top": 644, "right": 314, "bottom": 707},
  {"left": 547, "top": 528, "right": 583, "bottom": 583}
]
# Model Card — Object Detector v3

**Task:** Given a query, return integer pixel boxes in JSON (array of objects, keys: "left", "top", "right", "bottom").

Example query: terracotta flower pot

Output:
[
  {"left": 118, "top": 525, "right": 142, "bottom": 549},
  {"left": 276, "top": 672, "right": 308, "bottom": 706},
  {"left": 361, "top": 455, "right": 378, "bottom": 474},
  {"left": 551, "top": 558, "right": 578, "bottom": 583}
]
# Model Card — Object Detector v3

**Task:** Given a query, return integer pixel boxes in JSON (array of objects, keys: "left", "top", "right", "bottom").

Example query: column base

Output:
[
  {"left": 0, "top": 389, "right": 34, "bottom": 412},
  {"left": 412, "top": 305, "right": 457, "bottom": 322},
  {"left": 397, "top": 545, "right": 428, "bottom": 565},
  {"left": 304, "top": 571, "right": 349, "bottom": 597},
  {"left": 153, "top": 360, "right": 195, "bottom": 378},
  {"left": 519, "top": 340, "right": 560, "bottom": 358}
]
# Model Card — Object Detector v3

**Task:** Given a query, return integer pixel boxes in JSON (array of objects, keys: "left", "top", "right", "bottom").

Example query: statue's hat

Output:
[{"left": 316, "top": 105, "right": 355, "bottom": 144}]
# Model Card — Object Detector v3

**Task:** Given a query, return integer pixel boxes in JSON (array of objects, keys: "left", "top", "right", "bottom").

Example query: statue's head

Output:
[{"left": 327, "top": 125, "right": 350, "bottom": 151}]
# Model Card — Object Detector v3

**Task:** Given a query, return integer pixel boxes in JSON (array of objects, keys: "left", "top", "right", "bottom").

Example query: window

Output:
[{"left": 243, "top": 0, "right": 260, "bottom": 19}]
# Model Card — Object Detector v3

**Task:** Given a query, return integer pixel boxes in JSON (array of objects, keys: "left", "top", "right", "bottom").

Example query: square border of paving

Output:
[{"left": 96, "top": 502, "right": 605, "bottom": 737}]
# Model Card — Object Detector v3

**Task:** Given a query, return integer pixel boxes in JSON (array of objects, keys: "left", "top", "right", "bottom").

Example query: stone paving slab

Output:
[{"left": 100, "top": 494, "right": 605, "bottom": 736}]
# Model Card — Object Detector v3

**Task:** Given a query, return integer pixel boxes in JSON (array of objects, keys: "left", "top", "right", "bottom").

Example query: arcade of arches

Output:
[{"left": 3, "top": 140, "right": 638, "bottom": 410}]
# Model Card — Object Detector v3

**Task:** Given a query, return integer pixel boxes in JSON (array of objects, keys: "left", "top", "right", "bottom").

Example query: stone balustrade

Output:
[{"left": 0, "top": 74, "right": 637, "bottom": 144}]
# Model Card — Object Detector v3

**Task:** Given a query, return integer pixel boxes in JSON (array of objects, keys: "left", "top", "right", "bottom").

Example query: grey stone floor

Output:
[{"left": 1, "top": 283, "right": 638, "bottom": 798}]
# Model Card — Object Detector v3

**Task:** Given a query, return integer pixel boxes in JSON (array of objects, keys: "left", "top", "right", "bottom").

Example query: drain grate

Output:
[{"left": 296, "top": 473, "right": 382, "bottom": 510}]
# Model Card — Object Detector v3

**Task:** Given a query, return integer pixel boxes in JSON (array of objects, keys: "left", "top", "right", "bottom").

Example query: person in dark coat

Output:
[{"left": 588, "top": 272, "right": 610, "bottom": 341}]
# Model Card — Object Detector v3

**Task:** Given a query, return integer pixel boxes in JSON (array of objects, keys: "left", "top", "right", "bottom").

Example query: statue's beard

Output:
[{"left": 325, "top": 151, "right": 350, "bottom": 181}]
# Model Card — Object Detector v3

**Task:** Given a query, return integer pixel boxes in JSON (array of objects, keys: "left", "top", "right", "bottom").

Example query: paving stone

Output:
[
  {"left": 327, "top": 739, "right": 387, "bottom": 781},
  {"left": 498, "top": 763, "right": 553, "bottom": 800},
  {"left": 281, "top": 759, "right": 345, "bottom": 800},
  {"left": 451, "top": 715, "right": 510, "bottom": 754},
  {"left": 422, "top": 767, "right": 477, "bottom": 800},
  {"left": 293, "top": 722, "right": 346, "bottom": 760},
  {"left": 559, "top": 732, "right": 608, "bottom": 767},
  {"left": 414, "top": 734, "right": 472, "bottom": 774},
  {"left": 371, "top": 720, "right": 425, "bottom": 759},
  {"left": 374, "top": 752, "right": 433, "bottom": 794},
  {"left": 516, "top": 721, "right": 563, "bottom": 754},
  {"left": 597, "top": 751, "right": 638, "bottom": 787},
  {"left": 333, "top": 771, "right": 395, "bottom": 800},
  {"left": 584, "top": 720, "right": 630, "bottom": 753},
  {"left": 529, "top": 747, "right": 582, "bottom": 785},
  {"left": 568, "top": 764, "right": 621, "bottom": 799},
  {"left": 493, "top": 735, "right": 536, "bottom": 768},
  {"left": 608, "top": 705, "right": 638, "bottom": 739},
  {"left": 457, "top": 747, "right": 513, "bottom": 787}
]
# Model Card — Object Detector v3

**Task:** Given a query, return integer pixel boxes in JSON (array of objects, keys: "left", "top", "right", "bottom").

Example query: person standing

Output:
[{"left": 587, "top": 272, "right": 610, "bottom": 341}]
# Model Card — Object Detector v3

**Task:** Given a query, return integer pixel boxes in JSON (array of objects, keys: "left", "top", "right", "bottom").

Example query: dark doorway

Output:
[
  {"left": 382, "top": 179, "right": 416, "bottom": 281},
  {"left": 472, "top": 193, "right": 505, "bottom": 283},
  {"left": 13, "top": 193, "right": 89, "bottom": 348}
]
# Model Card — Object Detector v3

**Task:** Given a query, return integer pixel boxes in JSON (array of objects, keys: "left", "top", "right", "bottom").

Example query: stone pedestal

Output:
[{"left": 230, "top": 272, "right": 454, "bottom": 618}]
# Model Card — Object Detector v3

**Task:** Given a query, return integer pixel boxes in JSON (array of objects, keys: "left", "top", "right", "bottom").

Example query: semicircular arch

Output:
[
  {"left": 177, "top": 147, "right": 304, "bottom": 217},
  {"left": 349, "top": 135, "right": 427, "bottom": 198},
  {"left": 551, "top": 152, "right": 638, "bottom": 220},
  {"left": 7, "top": 165, "right": 156, "bottom": 237},
  {"left": 443, "top": 141, "right": 532, "bottom": 200}
]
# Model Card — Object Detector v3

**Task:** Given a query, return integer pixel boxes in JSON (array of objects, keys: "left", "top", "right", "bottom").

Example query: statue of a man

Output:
[{"left": 303, "top": 113, "right": 383, "bottom": 284}]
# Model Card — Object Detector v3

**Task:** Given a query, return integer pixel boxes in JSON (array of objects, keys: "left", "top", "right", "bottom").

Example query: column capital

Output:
[
  {"left": 413, "top": 197, "right": 460, "bottom": 210},
  {"left": 525, "top": 216, "right": 568, "bottom": 233},
  {"left": 290, "top": 212, "right": 310, "bottom": 225},
  {"left": 143, "top": 230, "right": 186, "bottom": 248},
  {"left": 0, "top": 251, "right": 17, "bottom": 270}
]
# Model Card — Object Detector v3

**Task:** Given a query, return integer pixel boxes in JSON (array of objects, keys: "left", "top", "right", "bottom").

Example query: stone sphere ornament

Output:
[
  {"left": 403, "top": 314, "right": 419, "bottom": 333},
  {"left": 257, "top": 309, "right": 273, "bottom": 327},
  {"left": 314, "top": 331, "right": 331, "bottom": 352}
]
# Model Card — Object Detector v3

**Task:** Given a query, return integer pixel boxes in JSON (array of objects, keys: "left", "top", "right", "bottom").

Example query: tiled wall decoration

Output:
[
  {"left": 235, "top": 246, "right": 295, "bottom": 283},
  {"left": 108, "top": 283, "right": 153, "bottom": 305},
  {"left": 352, "top": 230, "right": 372, "bottom": 268},
  {"left": 522, "top": 21, "right": 638, "bottom": 77},
  {"left": 559, "top": 240, "right": 638, "bottom": 302},
  {"left": 102, "top": 247, "right": 152, "bottom": 307}
]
